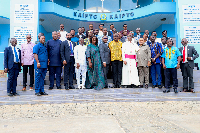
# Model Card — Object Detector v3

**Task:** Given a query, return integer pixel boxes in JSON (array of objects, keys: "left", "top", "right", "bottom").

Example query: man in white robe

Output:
[
  {"left": 74, "top": 38, "right": 87, "bottom": 89},
  {"left": 122, "top": 34, "right": 140, "bottom": 86}
]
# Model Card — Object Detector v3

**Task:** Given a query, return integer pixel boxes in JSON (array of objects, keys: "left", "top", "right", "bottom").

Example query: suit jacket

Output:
[
  {"left": 99, "top": 42, "right": 111, "bottom": 64},
  {"left": 75, "top": 34, "right": 86, "bottom": 39},
  {"left": 60, "top": 40, "right": 74, "bottom": 63},
  {"left": 108, "top": 30, "right": 113, "bottom": 36},
  {"left": 4, "top": 46, "right": 21, "bottom": 70},
  {"left": 134, "top": 34, "right": 143, "bottom": 38},
  {"left": 179, "top": 45, "right": 199, "bottom": 69},
  {"left": 137, "top": 43, "right": 151, "bottom": 67}
]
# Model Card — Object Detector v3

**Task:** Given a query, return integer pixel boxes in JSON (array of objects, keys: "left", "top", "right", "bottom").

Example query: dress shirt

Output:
[
  {"left": 68, "top": 40, "right": 74, "bottom": 56},
  {"left": 21, "top": 42, "right": 35, "bottom": 65},
  {"left": 74, "top": 44, "right": 87, "bottom": 66},
  {"left": 33, "top": 42, "right": 48, "bottom": 69},
  {"left": 149, "top": 42, "right": 163, "bottom": 64},
  {"left": 108, "top": 40, "right": 123, "bottom": 61},
  {"left": 11, "top": 45, "right": 20, "bottom": 63},
  {"left": 161, "top": 46, "right": 182, "bottom": 68},
  {"left": 181, "top": 45, "right": 193, "bottom": 63},
  {"left": 59, "top": 30, "right": 67, "bottom": 42}
]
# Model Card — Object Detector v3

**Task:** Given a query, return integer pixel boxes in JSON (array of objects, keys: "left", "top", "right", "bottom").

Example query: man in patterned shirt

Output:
[{"left": 108, "top": 33, "right": 123, "bottom": 88}]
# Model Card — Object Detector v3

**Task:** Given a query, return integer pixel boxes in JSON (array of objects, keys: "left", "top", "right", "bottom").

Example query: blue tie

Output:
[
  {"left": 70, "top": 42, "right": 73, "bottom": 55},
  {"left": 14, "top": 47, "right": 19, "bottom": 62}
]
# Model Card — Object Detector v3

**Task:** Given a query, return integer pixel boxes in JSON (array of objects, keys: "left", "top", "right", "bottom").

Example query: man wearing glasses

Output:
[
  {"left": 99, "top": 36, "right": 111, "bottom": 88},
  {"left": 120, "top": 24, "right": 130, "bottom": 37},
  {"left": 21, "top": 34, "right": 35, "bottom": 91}
]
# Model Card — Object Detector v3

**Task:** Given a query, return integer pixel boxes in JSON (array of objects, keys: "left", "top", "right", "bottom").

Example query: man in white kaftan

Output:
[
  {"left": 122, "top": 34, "right": 140, "bottom": 86},
  {"left": 74, "top": 38, "right": 87, "bottom": 89}
]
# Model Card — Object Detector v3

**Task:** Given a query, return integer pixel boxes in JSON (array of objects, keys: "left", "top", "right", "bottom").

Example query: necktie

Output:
[
  {"left": 70, "top": 42, "right": 73, "bottom": 55},
  {"left": 14, "top": 47, "right": 19, "bottom": 62},
  {"left": 183, "top": 46, "right": 185, "bottom": 62}
]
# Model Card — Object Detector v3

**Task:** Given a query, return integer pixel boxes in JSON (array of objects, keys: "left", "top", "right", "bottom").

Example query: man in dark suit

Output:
[
  {"left": 60, "top": 33, "right": 75, "bottom": 90},
  {"left": 75, "top": 27, "right": 86, "bottom": 39},
  {"left": 179, "top": 38, "right": 199, "bottom": 93},
  {"left": 47, "top": 31, "right": 62, "bottom": 89},
  {"left": 4, "top": 38, "right": 21, "bottom": 96},
  {"left": 99, "top": 35, "right": 111, "bottom": 88}
]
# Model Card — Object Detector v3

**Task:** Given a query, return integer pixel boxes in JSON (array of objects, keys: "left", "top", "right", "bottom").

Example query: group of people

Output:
[{"left": 4, "top": 23, "right": 199, "bottom": 96}]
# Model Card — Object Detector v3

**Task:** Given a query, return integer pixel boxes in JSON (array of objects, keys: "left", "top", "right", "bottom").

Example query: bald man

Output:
[
  {"left": 4, "top": 38, "right": 21, "bottom": 96},
  {"left": 179, "top": 38, "right": 199, "bottom": 93}
]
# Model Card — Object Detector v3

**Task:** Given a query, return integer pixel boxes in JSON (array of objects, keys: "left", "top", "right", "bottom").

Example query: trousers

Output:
[
  {"left": 49, "top": 66, "right": 62, "bottom": 87},
  {"left": 151, "top": 63, "right": 162, "bottom": 85},
  {"left": 138, "top": 66, "right": 149, "bottom": 85},
  {"left": 111, "top": 61, "right": 122, "bottom": 86},
  {"left": 181, "top": 63, "right": 194, "bottom": 89},
  {"left": 7, "top": 63, "right": 20, "bottom": 93},
  {"left": 35, "top": 68, "right": 47, "bottom": 93},
  {"left": 75, "top": 65, "right": 87, "bottom": 87},
  {"left": 165, "top": 68, "right": 178, "bottom": 90},
  {"left": 23, "top": 64, "right": 34, "bottom": 87}
]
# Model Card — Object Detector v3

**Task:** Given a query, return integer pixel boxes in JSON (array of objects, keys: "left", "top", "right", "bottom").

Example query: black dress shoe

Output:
[
  {"left": 65, "top": 86, "right": 69, "bottom": 90},
  {"left": 174, "top": 88, "right": 178, "bottom": 93},
  {"left": 104, "top": 86, "right": 108, "bottom": 89},
  {"left": 49, "top": 87, "right": 53, "bottom": 90},
  {"left": 145, "top": 84, "right": 148, "bottom": 89},
  {"left": 152, "top": 85, "right": 156, "bottom": 88},
  {"left": 40, "top": 92, "right": 48, "bottom": 95},
  {"left": 163, "top": 89, "right": 170, "bottom": 93},
  {"left": 189, "top": 89, "right": 195, "bottom": 93},
  {"left": 158, "top": 85, "right": 162, "bottom": 89},
  {"left": 13, "top": 93, "right": 20, "bottom": 96},
  {"left": 35, "top": 93, "right": 41, "bottom": 96},
  {"left": 69, "top": 86, "right": 75, "bottom": 89},
  {"left": 57, "top": 86, "right": 61, "bottom": 89},
  {"left": 7, "top": 93, "right": 13, "bottom": 96}
]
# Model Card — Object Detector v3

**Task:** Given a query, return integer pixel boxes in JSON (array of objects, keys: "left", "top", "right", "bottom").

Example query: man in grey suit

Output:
[
  {"left": 179, "top": 38, "right": 199, "bottom": 93},
  {"left": 99, "top": 35, "right": 111, "bottom": 88}
]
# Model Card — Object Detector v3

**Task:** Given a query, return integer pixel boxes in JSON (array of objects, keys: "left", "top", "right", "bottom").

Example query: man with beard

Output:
[
  {"left": 60, "top": 33, "right": 76, "bottom": 90},
  {"left": 75, "top": 27, "right": 86, "bottom": 39},
  {"left": 59, "top": 24, "right": 67, "bottom": 42}
]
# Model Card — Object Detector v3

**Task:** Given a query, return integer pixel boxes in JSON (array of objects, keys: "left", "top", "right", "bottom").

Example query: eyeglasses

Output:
[
  {"left": 27, "top": 37, "right": 31, "bottom": 39},
  {"left": 103, "top": 38, "right": 108, "bottom": 39},
  {"left": 124, "top": 26, "right": 127, "bottom": 27},
  {"left": 60, "top": 26, "right": 64, "bottom": 27}
]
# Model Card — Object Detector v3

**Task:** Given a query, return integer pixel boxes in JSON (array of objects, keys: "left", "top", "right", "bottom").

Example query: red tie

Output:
[{"left": 183, "top": 46, "right": 185, "bottom": 62}]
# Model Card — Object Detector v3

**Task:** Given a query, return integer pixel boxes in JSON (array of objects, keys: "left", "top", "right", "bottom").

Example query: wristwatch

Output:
[{"left": 178, "top": 63, "right": 180, "bottom": 65}]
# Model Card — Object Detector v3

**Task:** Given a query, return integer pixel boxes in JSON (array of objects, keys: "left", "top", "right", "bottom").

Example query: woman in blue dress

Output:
[{"left": 86, "top": 36, "right": 105, "bottom": 90}]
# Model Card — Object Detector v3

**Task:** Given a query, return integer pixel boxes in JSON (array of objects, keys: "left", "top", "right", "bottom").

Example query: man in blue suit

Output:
[
  {"left": 47, "top": 31, "right": 62, "bottom": 89},
  {"left": 60, "top": 33, "right": 75, "bottom": 90},
  {"left": 33, "top": 35, "right": 48, "bottom": 96},
  {"left": 4, "top": 38, "right": 21, "bottom": 96}
]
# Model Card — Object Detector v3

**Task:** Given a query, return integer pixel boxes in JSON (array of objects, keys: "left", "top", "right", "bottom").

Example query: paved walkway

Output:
[
  {"left": 0, "top": 69, "right": 200, "bottom": 132},
  {"left": 0, "top": 69, "right": 200, "bottom": 105}
]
